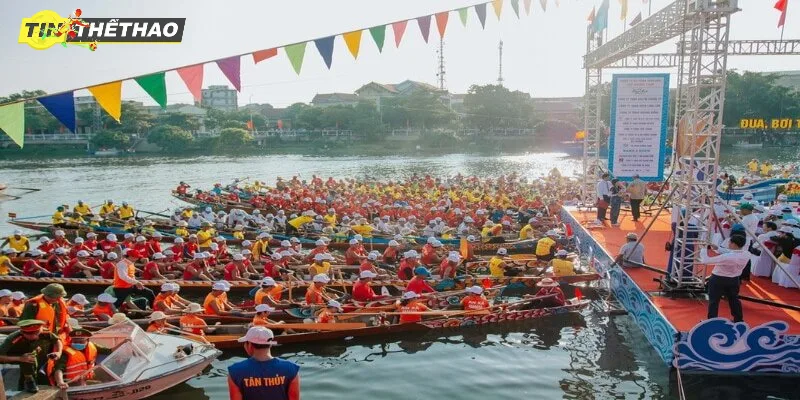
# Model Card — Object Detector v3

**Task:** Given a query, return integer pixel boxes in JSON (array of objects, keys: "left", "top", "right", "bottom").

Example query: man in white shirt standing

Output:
[
  {"left": 700, "top": 235, "right": 750, "bottom": 322},
  {"left": 738, "top": 203, "right": 759, "bottom": 236},
  {"left": 595, "top": 173, "right": 611, "bottom": 224}
]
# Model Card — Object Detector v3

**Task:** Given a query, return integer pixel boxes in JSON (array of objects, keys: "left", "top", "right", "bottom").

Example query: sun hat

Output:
[
  {"left": 97, "top": 293, "right": 117, "bottom": 303},
  {"left": 11, "top": 291, "right": 26, "bottom": 301},
  {"left": 212, "top": 282, "right": 230, "bottom": 292},
  {"left": 148, "top": 311, "right": 167, "bottom": 322},
  {"left": 327, "top": 300, "right": 343, "bottom": 311},
  {"left": 466, "top": 285, "right": 484, "bottom": 295},
  {"left": 41, "top": 284, "right": 67, "bottom": 298},
  {"left": 312, "top": 274, "right": 331, "bottom": 284},
  {"left": 184, "top": 303, "right": 203, "bottom": 313},
  {"left": 360, "top": 270, "right": 378, "bottom": 279},
  {"left": 402, "top": 291, "right": 420, "bottom": 300},
  {"left": 237, "top": 326, "right": 277, "bottom": 345},
  {"left": 0, "top": 289, "right": 11, "bottom": 298},
  {"left": 260, "top": 277, "right": 277, "bottom": 287},
  {"left": 108, "top": 313, "right": 129, "bottom": 325},
  {"left": 497, "top": 248, "right": 508, "bottom": 255}
]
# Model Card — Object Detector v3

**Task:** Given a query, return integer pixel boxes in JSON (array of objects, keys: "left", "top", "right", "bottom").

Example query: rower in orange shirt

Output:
[
  {"left": 203, "top": 282, "right": 240, "bottom": 316},
  {"left": 316, "top": 300, "right": 342, "bottom": 323},
  {"left": 251, "top": 304, "right": 278, "bottom": 327},
  {"left": 438, "top": 252, "right": 461, "bottom": 280},
  {"left": 397, "top": 291, "right": 430, "bottom": 324},
  {"left": 91, "top": 293, "right": 117, "bottom": 321},
  {"left": 305, "top": 274, "right": 332, "bottom": 305},
  {"left": 179, "top": 303, "right": 208, "bottom": 336},
  {"left": 461, "top": 285, "right": 490, "bottom": 310}
]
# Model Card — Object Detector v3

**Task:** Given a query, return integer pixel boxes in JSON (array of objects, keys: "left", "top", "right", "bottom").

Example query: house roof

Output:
[
  {"left": 355, "top": 82, "right": 399, "bottom": 94},
  {"left": 312, "top": 93, "right": 360, "bottom": 104}
]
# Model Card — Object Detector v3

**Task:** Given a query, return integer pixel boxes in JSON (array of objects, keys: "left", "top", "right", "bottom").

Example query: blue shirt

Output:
[{"left": 228, "top": 357, "right": 300, "bottom": 400}]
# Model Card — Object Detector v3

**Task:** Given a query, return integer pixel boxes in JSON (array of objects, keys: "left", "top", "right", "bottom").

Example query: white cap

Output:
[
  {"left": 107, "top": 253, "right": 118, "bottom": 260},
  {"left": 124, "top": 233, "right": 134, "bottom": 239},
  {"left": 174, "top": 237, "right": 184, "bottom": 244},
  {"left": 327, "top": 300, "right": 342, "bottom": 310},
  {"left": 148, "top": 311, "right": 167, "bottom": 322},
  {"left": 210, "top": 243, "right": 219, "bottom": 250},
  {"left": 241, "top": 249, "right": 252, "bottom": 256},
  {"left": 270, "top": 252, "right": 282, "bottom": 260},
  {"left": 92, "top": 249, "right": 104, "bottom": 256},
  {"left": 255, "top": 304, "right": 276, "bottom": 313},
  {"left": 212, "top": 282, "right": 230, "bottom": 291},
  {"left": 136, "top": 236, "right": 146, "bottom": 242},
  {"left": 106, "top": 234, "right": 117, "bottom": 241},
  {"left": 11, "top": 291, "right": 26, "bottom": 301},
  {"left": 70, "top": 293, "right": 90, "bottom": 305},
  {"left": 28, "top": 249, "right": 44, "bottom": 257},
  {"left": 314, "top": 253, "right": 325, "bottom": 261},
  {"left": 163, "top": 249, "right": 174, "bottom": 256},
  {"left": 290, "top": 237, "right": 300, "bottom": 243},
  {"left": 497, "top": 248, "right": 508, "bottom": 255},
  {"left": 160, "top": 283, "right": 174, "bottom": 292},
  {"left": 257, "top": 233, "right": 270, "bottom": 240},
  {"left": 74, "top": 237, "right": 84, "bottom": 244},
  {"left": 0, "top": 289, "right": 11, "bottom": 298},
  {"left": 194, "top": 253, "right": 206, "bottom": 259},
  {"left": 261, "top": 277, "right": 277, "bottom": 286},
  {"left": 312, "top": 274, "right": 331, "bottom": 283},
  {"left": 55, "top": 248, "right": 67, "bottom": 255},
  {"left": 153, "top": 232, "right": 163, "bottom": 238},
  {"left": 353, "top": 234, "right": 363, "bottom": 241},
  {"left": 86, "top": 232, "right": 97, "bottom": 238},
  {"left": 427, "top": 237, "right": 437, "bottom": 244},
  {"left": 367, "top": 252, "right": 378, "bottom": 260},
  {"left": 466, "top": 285, "right": 484, "bottom": 294},
  {"left": 39, "top": 237, "right": 49, "bottom": 243},
  {"left": 280, "top": 240, "right": 291, "bottom": 247},
  {"left": 388, "top": 240, "right": 399, "bottom": 247},
  {"left": 447, "top": 253, "right": 461, "bottom": 262},
  {"left": 233, "top": 253, "right": 244, "bottom": 261},
  {"left": 432, "top": 240, "right": 443, "bottom": 248},
  {"left": 2, "top": 248, "right": 17, "bottom": 255},
  {"left": 237, "top": 326, "right": 277, "bottom": 345},
  {"left": 546, "top": 230, "right": 557, "bottom": 236},
  {"left": 405, "top": 250, "right": 419, "bottom": 258},
  {"left": 12, "top": 229, "right": 22, "bottom": 235},
  {"left": 315, "top": 239, "right": 326, "bottom": 246},
  {"left": 556, "top": 249, "right": 568, "bottom": 256},
  {"left": 55, "top": 230, "right": 65, "bottom": 237},
  {"left": 242, "top": 240, "right": 252, "bottom": 247},
  {"left": 402, "top": 291, "right": 419, "bottom": 300},
  {"left": 76, "top": 250, "right": 90, "bottom": 257},
  {"left": 97, "top": 293, "right": 117, "bottom": 303},
  {"left": 360, "top": 270, "right": 378, "bottom": 279},
  {"left": 349, "top": 239, "right": 358, "bottom": 245},
  {"left": 152, "top": 252, "right": 166, "bottom": 260},
  {"left": 464, "top": 216, "right": 474, "bottom": 223}
]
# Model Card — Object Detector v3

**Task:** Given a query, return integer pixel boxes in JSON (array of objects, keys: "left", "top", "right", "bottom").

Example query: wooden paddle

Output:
[{"left": 210, "top": 322, "right": 367, "bottom": 331}]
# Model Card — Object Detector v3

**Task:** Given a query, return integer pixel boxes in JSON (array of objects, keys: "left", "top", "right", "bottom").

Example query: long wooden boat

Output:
[
  {"left": 172, "top": 192, "right": 283, "bottom": 215},
  {"left": 204, "top": 298, "right": 591, "bottom": 348}
]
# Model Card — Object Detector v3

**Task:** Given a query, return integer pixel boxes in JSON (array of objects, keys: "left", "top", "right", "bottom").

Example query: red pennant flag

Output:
[
  {"left": 575, "top": 287, "right": 583, "bottom": 300},
  {"left": 253, "top": 48, "right": 278, "bottom": 64},
  {"left": 775, "top": 0, "right": 788, "bottom": 27}
]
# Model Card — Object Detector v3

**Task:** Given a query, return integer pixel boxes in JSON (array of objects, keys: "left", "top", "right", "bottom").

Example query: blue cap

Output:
[
  {"left": 413, "top": 267, "right": 430, "bottom": 276},
  {"left": 731, "top": 223, "right": 745, "bottom": 232}
]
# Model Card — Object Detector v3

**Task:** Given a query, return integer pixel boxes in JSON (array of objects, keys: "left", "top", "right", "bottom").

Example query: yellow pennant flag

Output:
[
  {"left": 343, "top": 30, "right": 363, "bottom": 59},
  {"left": 620, "top": 0, "right": 628, "bottom": 20},
  {"left": 0, "top": 102, "right": 25, "bottom": 148},
  {"left": 88, "top": 81, "right": 122, "bottom": 122},
  {"left": 492, "top": 0, "right": 504, "bottom": 19}
]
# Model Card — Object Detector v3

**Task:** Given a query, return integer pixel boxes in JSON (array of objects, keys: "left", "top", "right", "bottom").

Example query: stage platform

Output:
[{"left": 561, "top": 206, "right": 800, "bottom": 374}]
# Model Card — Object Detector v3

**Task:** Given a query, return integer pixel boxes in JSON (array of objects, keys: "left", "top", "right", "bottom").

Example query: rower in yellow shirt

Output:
[
  {"left": 52, "top": 206, "right": 67, "bottom": 227},
  {"left": 197, "top": 222, "right": 215, "bottom": 248},
  {"left": 746, "top": 159, "right": 758, "bottom": 173},
  {"left": 73, "top": 200, "right": 92, "bottom": 216},
  {"left": 2, "top": 230, "right": 30, "bottom": 252},
  {"left": 535, "top": 230, "right": 559, "bottom": 261},
  {"left": 760, "top": 161, "right": 772, "bottom": 177},
  {"left": 488, "top": 248, "right": 509, "bottom": 278},
  {"left": 175, "top": 221, "right": 190, "bottom": 237},
  {"left": 181, "top": 208, "right": 194, "bottom": 219},
  {"left": 518, "top": 219, "right": 536, "bottom": 240},
  {"left": 323, "top": 209, "right": 338, "bottom": 226},
  {"left": 308, "top": 253, "right": 332, "bottom": 276},
  {"left": 232, "top": 225, "right": 245, "bottom": 240},
  {"left": 550, "top": 250, "right": 575, "bottom": 276},
  {"left": 68, "top": 212, "right": 86, "bottom": 226},
  {"left": 351, "top": 219, "right": 374, "bottom": 238},
  {"left": 287, "top": 211, "right": 315, "bottom": 235},
  {"left": 99, "top": 200, "right": 117, "bottom": 217},
  {"left": 118, "top": 201, "right": 135, "bottom": 219}
]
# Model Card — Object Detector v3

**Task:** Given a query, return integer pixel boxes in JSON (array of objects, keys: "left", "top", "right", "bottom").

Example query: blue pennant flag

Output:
[
  {"left": 314, "top": 36, "right": 335, "bottom": 69},
  {"left": 38, "top": 91, "right": 76, "bottom": 133}
]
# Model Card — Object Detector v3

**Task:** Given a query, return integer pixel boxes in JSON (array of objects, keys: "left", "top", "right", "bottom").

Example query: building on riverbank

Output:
[{"left": 201, "top": 85, "right": 238, "bottom": 111}]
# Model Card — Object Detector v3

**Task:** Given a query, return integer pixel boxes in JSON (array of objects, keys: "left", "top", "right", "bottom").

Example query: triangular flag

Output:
[
  {"left": 539, "top": 0, "right": 547, "bottom": 12},
  {"left": 593, "top": 0, "right": 610, "bottom": 33},
  {"left": 523, "top": 0, "right": 532, "bottom": 15},
  {"left": 392, "top": 21, "right": 408, "bottom": 47},
  {"left": 435, "top": 12, "right": 449, "bottom": 38},
  {"left": 38, "top": 92, "right": 76, "bottom": 133},
  {"left": 0, "top": 102, "right": 25, "bottom": 148},
  {"left": 587, "top": 6, "right": 596, "bottom": 23},
  {"left": 285, "top": 42, "right": 307, "bottom": 74},
  {"left": 87, "top": 81, "right": 122, "bottom": 122},
  {"left": 417, "top": 15, "right": 431, "bottom": 43},
  {"left": 314, "top": 36, "right": 335, "bottom": 69},
  {"left": 369, "top": 25, "right": 386, "bottom": 52},
  {"left": 134, "top": 72, "right": 167, "bottom": 109},
  {"left": 253, "top": 48, "right": 278, "bottom": 64},
  {"left": 492, "top": 0, "right": 504, "bottom": 19},
  {"left": 216, "top": 56, "right": 241, "bottom": 92},
  {"left": 775, "top": 0, "right": 788, "bottom": 27},
  {"left": 342, "top": 30, "right": 363, "bottom": 59},
  {"left": 629, "top": 12, "right": 642, "bottom": 26},
  {"left": 475, "top": 3, "right": 488, "bottom": 28},
  {"left": 458, "top": 8, "right": 469, "bottom": 26},
  {"left": 177, "top": 64, "right": 203, "bottom": 103},
  {"left": 510, "top": 0, "right": 520, "bottom": 17}
]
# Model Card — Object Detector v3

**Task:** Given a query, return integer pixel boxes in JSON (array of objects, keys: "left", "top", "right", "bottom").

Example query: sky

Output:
[{"left": 1, "top": 0, "right": 797, "bottom": 108}]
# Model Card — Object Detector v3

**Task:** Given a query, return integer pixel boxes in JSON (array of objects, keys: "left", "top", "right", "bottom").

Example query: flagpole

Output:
[{"left": 781, "top": 1, "right": 788, "bottom": 41}]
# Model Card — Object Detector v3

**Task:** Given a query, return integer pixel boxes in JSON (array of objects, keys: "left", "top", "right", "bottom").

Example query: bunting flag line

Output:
[
  {"left": 216, "top": 56, "right": 241, "bottom": 92},
  {"left": 492, "top": 0, "right": 504, "bottom": 19},
  {"left": 417, "top": 15, "right": 432, "bottom": 43},
  {"left": 620, "top": 0, "right": 629, "bottom": 20},
  {"left": 587, "top": 6, "right": 596, "bottom": 23},
  {"left": 134, "top": 72, "right": 168, "bottom": 109},
  {"left": 523, "top": 0, "right": 532, "bottom": 15},
  {"left": 392, "top": 20, "right": 408, "bottom": 47},
  {"left": 369, "top": 25, "right": 386, "bottom": 52},
  {"left": 314, "top": 36, "right": 335, "bottom": 69},
  {"left": 435, "top": 12, "right": 449, "bottom": 38},
  {"left": 593, "top": 0, "right": 610, "bottom": 33},
  {"left": 253, "top": 48, "right": 278, "bottom": 64},
  {"left": 37, "top": 92, "right": 76, "bottom": 133},
  {"left": 87, "top": 81, "right": 122, "bottom": 122},
  {"left": 511, "top": 0, "right": 521, "bottom": 18},
  {"left": 0, "top": 102, "right": 25, "bottom": 148},
  {"left": 285, "top": 42, "right": 307, "bottom": 74},
  {"left": 458, "top": 7, "right": 469, "bottom": 26},
  {"left": 343, "top": 31, "right": 363, "bottom": 59},
  {"left": 177, "top": 64, "right": 203, "bottom": 103},
  {"left": 475, "top": 3, "right": 488, "bottom": 28},
  {"left": 540, "top": 0, "right": 547, "bottom": 12},
  {"left": 775, "top": 0, "right": 788, "bottom": 28},
  {"left": 629, "top": 12, "right": 642, "bottom": 26}
]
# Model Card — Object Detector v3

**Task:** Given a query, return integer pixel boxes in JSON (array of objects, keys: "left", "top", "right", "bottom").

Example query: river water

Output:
[{"left": 0, "top": 150, "right": 797, "bottom": 399}]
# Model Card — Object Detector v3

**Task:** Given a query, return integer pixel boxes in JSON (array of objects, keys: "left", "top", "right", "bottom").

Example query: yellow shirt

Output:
[
  {"left": 181, "top": 209, "right": 193, "bottom": 219},
  {"left": 233, "top": 231, "right": 245, "bottom": 240},
  {"left": 118, "top": 206, "right": 135, "bottom": 219},
  {"left": 0, "top": 255, "right": 10, "bottom": 275},
  {"left": 100, "top": 204, "right": 116, "bottom": 216},
  {"left": 323, "top": 214, "right": 337, "bottom": 225},
  {"left": 175, "top": 227, "right": 189, "bottom": 237},
  {"left": 747, "top": 161, "right": 758, "bottom": 172},
  {"left": 73, "top": 204, "right": 92, "bottom": 215},
  {"left": 288, "top": 215, "right": 313, "bottom": 229},
  {"left": 309, "top": 262, "right": 331, "bottom": 276},
  {"left": 52, "top": 211, "right": 65, "bottom": 225},
  {"left": 7, "top": 236, "right": 29, "bottom": 252},
  {"left": 760, "top": 164, "right": 772, "bottom": 176},
  {"left": 68, "top": 214, "right": 85, "bottom": 224},
  {"left": 197, "top": 230, "right": 213, "bottom": 247},
  {"left": 551, "top": 259, "right": 575, "bottom": 276},
  {"left": 488, "top": 256, "right": 505, "bottom": 278},
  {"left": 519, "top": 225, "right": 534, "bottom": 240},
  {"left": 536, "top": 237, "right": 556, "bottom": 257},
  {"left": 351, "top": 224, "right": 374, "bottom": 238}
]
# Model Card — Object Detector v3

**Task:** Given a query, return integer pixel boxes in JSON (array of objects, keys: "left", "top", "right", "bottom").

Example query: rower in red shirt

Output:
[
  {"left": 83, "top": 232, "right": 99, "bottom": 251},
  {"left": 68, "top": 237, "right": 92, "bottom": 258},
  {"left": 420, "top": 240, "right": 443, "bottom": 266},
  {"left": 37, "top": 236, "right": 55, "bottom": 254},
  {"left": 344, "top": 239, "right": 367, "bottom": 265},
  {"left": 405, "top": 267, "right": 435, "bottom": 295},
  {"left": 529, "top": 278, "right": 566, "bottom": 307},
  {"left": 397, "top": 250, "right": 420, "bottom": 280},
  {"left": 170, "top": 237, "right": 185, "bottom": 262},
  {"left": 145, "top": 233, "right": 163, "bottom": 256},
  {"left": 304, "top": 240, "right": 328, "bottom": 263},
  {"left": 262, "top": 252, "right": 282, "bottom": 278},
  {"left": 22, "top": 250, "right": 52, "bottom": 277},
  {"left": 51, "top": 230, "right": 71, "bottom": 249},
  {"left": 142, "top": 253, "right": 168, "bottom": 280},
  {"left": 351, "top": 270, "right": 386, "bottom": 302},
  {"left": 438, "top": 252, "right": 461, "bottom": 280},
  {"left": 382, "top": 240, "right": 402, "bottom": 266},
  {"left": 98, "top": 252, "right": 118, "bottom": 279},
  {"left": 461, "top": 285, "right": 490, "bottom": 310}
]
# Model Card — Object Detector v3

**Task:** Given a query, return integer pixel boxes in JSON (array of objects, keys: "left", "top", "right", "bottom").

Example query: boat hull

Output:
[{"left": 716, "top": 178, "right": 794, "bottom": 202}]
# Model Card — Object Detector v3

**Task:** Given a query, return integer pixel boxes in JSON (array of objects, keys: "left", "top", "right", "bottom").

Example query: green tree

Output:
[
  {"left": 463, "top": 84, "right": 534, "bottom": 131},
  {"left": 723, "top": 71, "right": 800, "bottom": 127},
  {"left": 101, "top": 102, "right": 153, "bottom": 134},
  {"left": 90, "top": 130, "right": 130, "bottom": 149},
  {"left": 147, "top": 124, "right": 193, "bottom": 152},
  {"left": 219, "top": 127, "right": 253, "bottom": 147},
  {"left": 156, "top": 112, "right": 202, "bottom": 132}
]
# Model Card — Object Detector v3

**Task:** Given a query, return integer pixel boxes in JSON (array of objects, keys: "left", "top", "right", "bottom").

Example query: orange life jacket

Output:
[
  {"left": 27, "top": 294, "right": 69, "bottom": 335},
  {"left": 48, "top": 343, "right": 98, "bottom": 384},
  {"left": 153, "top": 293, "right": 174, "bottom": 312},
  {"left": 92, "top": 303, "right": 114, "bottom": 319},
  {"left": 202, "top": 293, "right": 224, "bottom": 315},
  {"left": 113, "top": 260, "right": 136, "bottom": 289}
]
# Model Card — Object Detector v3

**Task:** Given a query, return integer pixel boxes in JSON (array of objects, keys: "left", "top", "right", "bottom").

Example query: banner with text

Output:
[{"left": 608, "top": 73, "right": 670, "bottom": 182}]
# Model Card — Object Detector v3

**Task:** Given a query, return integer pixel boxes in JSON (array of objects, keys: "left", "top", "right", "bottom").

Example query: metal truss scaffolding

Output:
[
  {"left": 581, "top": 29, "right": 603, "bottom": 206},
  {"left": 605, "top": 39, "right": 800, "bottom": 69}
]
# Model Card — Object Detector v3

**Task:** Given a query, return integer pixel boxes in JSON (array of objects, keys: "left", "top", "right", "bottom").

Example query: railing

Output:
[{"left": 0, "top": 133, "right": 90, "bottom": 143}]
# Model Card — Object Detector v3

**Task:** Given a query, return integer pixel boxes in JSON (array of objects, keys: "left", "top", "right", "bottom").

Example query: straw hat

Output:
[
  {"left": 184, "top": 303, "right": 203, "bottom": 313},
  {"left": 537, "top": 278, "right": 559, "bottom": 287},
  {"left": 148, "top": 311, "right": 167, "bottom": 322},
  {"left": 108, "top": 313, "right": 129, "bottom": 325}
]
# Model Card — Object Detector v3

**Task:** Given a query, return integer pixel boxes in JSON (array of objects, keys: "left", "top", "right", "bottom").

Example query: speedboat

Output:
[{"left": 3, "top": 321, "right": 221, "bottom": 400}]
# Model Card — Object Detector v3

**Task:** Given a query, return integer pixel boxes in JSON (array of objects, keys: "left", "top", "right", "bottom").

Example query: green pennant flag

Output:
[
  {"left": 0, "top": 102, "right": 25, "bottom": 148},
  {"left": 134, "top": 72, "right": 167, "bottom": 109},
  {"left": 369, "top": 25, "right": 386, "bottom": 53},
  {"left": 285, "top": 42, "right": 307, "bottom": 75},
  {"left": 458, "top": 8, "right": 469, "bottom": 26}
]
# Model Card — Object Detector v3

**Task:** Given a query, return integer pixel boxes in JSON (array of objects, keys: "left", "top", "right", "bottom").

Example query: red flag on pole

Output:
[
  {"left": 246, "top": 120, "right": 254, "bottom": 131},
  {"left": 587, "top": 6, "right": 596, "bottom": 23},
  {"left": 775, "top": 0, "right": 788, "bottom": 27}
]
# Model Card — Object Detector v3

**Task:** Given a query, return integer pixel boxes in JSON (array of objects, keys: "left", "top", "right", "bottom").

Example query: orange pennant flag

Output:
[
  {"left": 253, "top": 48, "right": 278, "bottom": 64},
  {"left": 492, "top": 0, "right": 504, "bottom": 19},
  {"left": 435, "top": 12, "right": 449, "bottom": 38},
  {"left": 343, "top": 30, "right": 363, "bottom": 59},
  {"left": 177, "top": 64, "right": 203, "bottom": 103}
]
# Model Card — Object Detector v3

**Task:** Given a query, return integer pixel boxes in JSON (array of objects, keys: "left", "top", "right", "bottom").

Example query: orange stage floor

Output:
[{"left": 569, "top": 209, "right": 800, "bottom": 334}]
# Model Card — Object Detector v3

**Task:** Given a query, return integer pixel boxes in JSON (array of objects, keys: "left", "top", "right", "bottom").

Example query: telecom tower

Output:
[
  {"left": 498, "top": 40, "right": 504, "bottom": 86},
  {"left": 436, "top": 37, "right": 446, "bottom": 90}
]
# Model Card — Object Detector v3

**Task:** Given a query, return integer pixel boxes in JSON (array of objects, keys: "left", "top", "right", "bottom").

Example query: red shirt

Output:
[
  {"left": 99, "top": 240, "right": 117, "bottom": 252},
  {"left": 420, "top": 244, "right": 438, "bottom": 265},
  {"left": 382, "top": 247, "right": 400, "bottom": 264},
  {"left": 439, "top": 259, "right": 457, "bottom": 279},
  {"left": 23, "top": 260, "right": 42, "bottom": 276},
  {"left": 461, "top": 295, "right": 490, "bottom": 310},
  {"left": 535, "top": 287, "right": 566, "bottom": 306},
  {"left": 38, "top": 241, "right": 55, "bottom": 254},
  {"left": 359, "top": 260, "right": 377, "bottom": 273},
  {"left": 84, "top": 240, "right": 99, "bottom": 251},
  {"left": 99, "top": 261, "right": 115, "bottom": 279},
  {"left": 405, "top": 277, "right": 435, "bottom": 295},
  {"left": 223, "top": 262, "right": 238, "bottom": 281},
  {"left": 352, "top": 280, "right": 378, "bottom": 302},
  {"left": 184, "top": 243, "right": 199, "bottom": 258},
  {"left": 262, "top": 261, "right": 280, "bottom": 278},
  {"left": 64, "top": 258, "right": 82, "bottom": 278},
  {"left": 142, "top": 261, "right": 160, "bottom": 280},
  {"left": 145, "top": 240, "right": 162, "bottom": 256}
]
